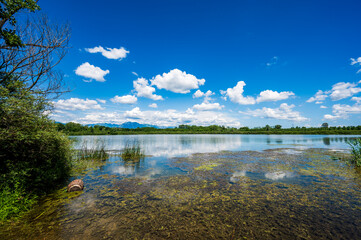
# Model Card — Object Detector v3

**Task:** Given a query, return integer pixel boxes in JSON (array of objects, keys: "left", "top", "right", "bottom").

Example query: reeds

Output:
[
  {"left": 121, "top": 141, "right": 145, "bottom": 161},
  {"left": 347, "top": 138, "right": 361, "bottom": 167},
  {"left": 74, "top": 139, "right": 108, "bottom": 161}
]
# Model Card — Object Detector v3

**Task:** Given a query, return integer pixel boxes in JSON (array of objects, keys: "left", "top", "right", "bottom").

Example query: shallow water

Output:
[{"left": 1, "top": 135, "right": 361, "bottom": 239}]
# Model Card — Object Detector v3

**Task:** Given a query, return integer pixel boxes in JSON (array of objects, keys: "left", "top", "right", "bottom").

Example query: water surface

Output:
[{"left": 1, "top": 134, "right": 361, "bottom": 239}]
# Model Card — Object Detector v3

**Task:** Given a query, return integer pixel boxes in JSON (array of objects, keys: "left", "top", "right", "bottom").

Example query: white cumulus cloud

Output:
[
  {"left": 124, "top": 107, "right": 144, "bottom": 119},
  {"left": 53, "top": 98, "right": 103, "bottom": 111},
  {"left": 193, "top": 90, "right": 215, "bottom": 104},
  {"left": 351, "top": 97, "right": 361, "bottom": 103},
  {"left": 111, "top": 95, "right": 137, "bottom": 104},
  {"left": 307, "top": 81, "right": 361, "bottom": 103},
  {"left": 256, "top": 90, "right": 294, "bottom": 103},
  {"left": 75, "top": 62, "right": 109, "bottom": 82},
  {"left": 306, "top": 90, "right": 328, "bottom": 103},
  {"left": 222, "top": 81, "right": 294, "bottom": 105},
  {"left": 240, "top": 103, "right": 309, "bottom": 122},
  {"left": 193, "top": 102, "right": 224, "bottom": 111},
  {"left": 323, "top": 103, "right": 361, "bottom": 120},
  {"left": 221, "top": 81, "right": 256, "bottom": 105},
  {"left": 149, "top": 103, "right": 158, "bottom": 108},
  {"left": 151, "top": 69, "right": 205, "bottom": 94},
  {"left": 133, "top": 78, "right": 163, "bottom": 100},
  {"left": 85, "top": 46, "right": 129, "bottom": 60},
  {"left": 329, "top": 81, "right": 361, "bottom": 101}
]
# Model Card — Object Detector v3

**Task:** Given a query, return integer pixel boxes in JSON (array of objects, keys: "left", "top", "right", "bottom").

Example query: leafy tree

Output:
[
  {"left": 321, "top": 123, "right": 328, "bottom": 128},
  {"left": 0, "top": 0, "right": 40, "bottom": 47},
  {"left": 274, "top": 125, "right": 282, "bottom": 129}
]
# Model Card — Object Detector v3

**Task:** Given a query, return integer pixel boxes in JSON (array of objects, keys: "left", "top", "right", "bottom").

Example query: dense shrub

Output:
[
  {"left": 0, "top": 77, "right": 72, "bottom": 200},
  {"left": 0, "top": 128, "right": 72, "bottom": 194}
]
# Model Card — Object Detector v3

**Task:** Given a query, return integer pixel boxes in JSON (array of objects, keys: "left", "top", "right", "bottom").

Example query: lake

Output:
[{"left": 1, "top": 134, "right": 361, "bottom": 239}]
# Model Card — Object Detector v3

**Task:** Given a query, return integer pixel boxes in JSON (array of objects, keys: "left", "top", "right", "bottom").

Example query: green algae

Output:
[
  {"left": 1, "top": 148, "right": 361, "bottom": 239},
  {"left": 194, "top": 163, "right": 220, "bottom": 171}
]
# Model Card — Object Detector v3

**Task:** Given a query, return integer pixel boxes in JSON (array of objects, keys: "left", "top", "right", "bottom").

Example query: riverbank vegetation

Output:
[
  {"left": 0, "top": 1, "right": 71, "bottom": 221},
  {"left": 347, "top": 138, "right": 361, "bottom": 167},
  {"left": 57, "top": 122, "right": 361, "bottom": 135}
]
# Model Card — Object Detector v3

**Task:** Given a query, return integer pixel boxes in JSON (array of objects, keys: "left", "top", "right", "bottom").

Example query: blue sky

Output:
[{"left": 39, "top": 0, "right": 361, "bottom": 127}]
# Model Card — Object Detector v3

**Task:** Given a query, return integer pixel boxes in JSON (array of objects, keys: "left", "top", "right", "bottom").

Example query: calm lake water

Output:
[
  {"left": 71, "top": 134, "right": 356, "bottom": 157},
  {"left": 1, "top": 134, "right": 361, "bottom": 239}
]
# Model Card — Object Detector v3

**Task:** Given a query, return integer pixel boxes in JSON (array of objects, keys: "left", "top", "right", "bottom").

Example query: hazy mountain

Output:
[{"left": 86, "top": 121, "right": 160, "bottom": 129}]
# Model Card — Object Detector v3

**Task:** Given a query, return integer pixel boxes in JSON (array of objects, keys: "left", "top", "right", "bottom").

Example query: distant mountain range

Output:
[{"left": 86, "top": 121, "right": 161, "bottom": 129}]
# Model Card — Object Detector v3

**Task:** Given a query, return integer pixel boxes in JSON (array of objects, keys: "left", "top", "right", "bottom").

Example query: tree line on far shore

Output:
[{"left": 56, "top": 122, "right": 361, "bottom": 135}]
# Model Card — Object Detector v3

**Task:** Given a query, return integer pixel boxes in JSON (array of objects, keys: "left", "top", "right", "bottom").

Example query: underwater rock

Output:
[{"left": 67, "top": 179, "right": 84, "bottom": 192}]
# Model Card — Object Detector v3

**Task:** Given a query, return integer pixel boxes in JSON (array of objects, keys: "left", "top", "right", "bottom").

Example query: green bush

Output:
[
  {"left": 0, "top": 77, "right": 72, "bottom": 220},
  {"left": 0, "top": 184, "right": 37, "bottom": 221},
  {"left": 0, "top": 128, "right": 72, "bottom": 194}
]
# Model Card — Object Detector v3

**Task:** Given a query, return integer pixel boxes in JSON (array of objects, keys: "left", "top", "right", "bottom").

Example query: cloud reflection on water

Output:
[
  {"left": 265, "top": 171, "right": 293, "bottom": 180},
  {"left": 72, "top": 135, "right": 353, "bottom": 158}
]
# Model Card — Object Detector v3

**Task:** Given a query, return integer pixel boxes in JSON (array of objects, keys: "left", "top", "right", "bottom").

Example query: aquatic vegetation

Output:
[
  {"left": 194, "top": 163, "right": 219, "bottom": 171},
  {"left": 74, "top": 139, "right": 108, "bottom": 161},
  {"left": 121, "top": 141, "right": 145, "bottom": 161},
  {"left": 70, "top": 139, "right": 110, "bottom": 176},
  {"left": 1, "top": 148, "right": 361, "bottom": 239},
  {"left": 347, "top": 138, "right": 361, "bottom": 167}
]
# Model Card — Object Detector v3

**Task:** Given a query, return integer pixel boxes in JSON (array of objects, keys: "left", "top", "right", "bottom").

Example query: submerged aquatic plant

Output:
[
  {"left": 121, "top": 141, "right": 145, "bottom": 161},
  {"left": 347, "top": 138, "right": 361, "bottom": 167}
]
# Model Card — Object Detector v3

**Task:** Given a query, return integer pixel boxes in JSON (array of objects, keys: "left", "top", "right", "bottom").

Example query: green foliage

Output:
[
  {"left": 0, "top": 0, "right": 40, "bottom": 47},
  {"left": 0, "top": 77, "right": 72, "bottom": 222},
  {"left": 347, "top": 138, "right": 361, "bottom": 167},
  {"left": 0, "top": 183, "right": 37, "bottom": 221},
  {"left": 121, "top": 141, "right": 144, "bottom": 161}
]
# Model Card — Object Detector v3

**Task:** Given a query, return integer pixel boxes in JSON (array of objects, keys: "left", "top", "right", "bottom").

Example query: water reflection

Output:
[
  {"left": 71, "top": 134, "right": 356, "bottom": 158},
  {"left": 229, "top": 170, "right": 247, "bottom": 183},
  {"left": 265, "top": 171, "right": 293, "bottom": 180}
]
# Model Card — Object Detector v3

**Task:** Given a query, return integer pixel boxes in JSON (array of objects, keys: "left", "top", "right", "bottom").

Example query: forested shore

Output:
[{"left": 57, "top": 122, "right": 361, "bottom": 135}]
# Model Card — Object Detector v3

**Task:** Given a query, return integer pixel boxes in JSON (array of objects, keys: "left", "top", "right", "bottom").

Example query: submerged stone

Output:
[{"left": 67, "top": 179, "right": 84, "bottom": 192}]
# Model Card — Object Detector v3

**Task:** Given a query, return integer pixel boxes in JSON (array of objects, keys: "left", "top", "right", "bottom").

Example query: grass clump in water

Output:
[
  {"left": 74, "top": 139, "right": 108, "bottom": 161},
  {"left": 71, "top": 139, "right": 109, "bottom": 176},
  {"left": 121, "top": 141, "right": 145, "bottom": 161},
  {"left": 347, "top": 138, "right": 361, "bottom": 167}
]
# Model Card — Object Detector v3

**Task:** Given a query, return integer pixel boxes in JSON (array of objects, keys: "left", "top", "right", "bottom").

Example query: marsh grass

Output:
[
  {"left": 347, "top": 138, "right": 361, "bottom": 167},
  {"left": 121, "top": 141, "right": 145, "bottom": 161},
  {"left": 71, "top": 139, "right": 109, "bottom": 176},
  {"left": 74, "top": 139, "right": 108, "bottom": 161}
]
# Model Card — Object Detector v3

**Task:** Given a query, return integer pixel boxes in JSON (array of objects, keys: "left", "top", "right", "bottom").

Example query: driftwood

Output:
[{"left": 67, "top": 179, "right": 84, "bottom": 192}]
